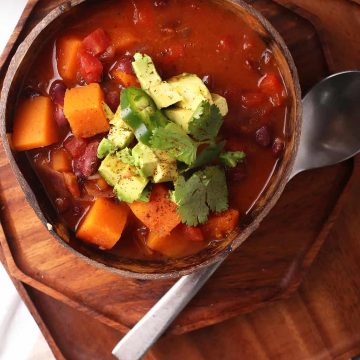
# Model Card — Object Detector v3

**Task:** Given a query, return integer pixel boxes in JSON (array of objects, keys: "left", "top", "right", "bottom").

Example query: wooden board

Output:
[{"left": 0, "top": 0, "right": 356, "bottom": 337}]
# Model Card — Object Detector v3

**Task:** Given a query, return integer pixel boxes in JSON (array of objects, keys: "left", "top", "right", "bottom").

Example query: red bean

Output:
[
  {"left": 105, "top": 90, "right": 120, "bottom": 112},
  {"left": 114, "top": 56, "right": 134, "bottom": 75},
  {"left": 54, "top": 105, "right": 69, "bottom": 128},
  {"left": 255, "top": 126, "right": 272, "bottom": 147},
  {"left": 49, "top": 80, "right": 67, "bottom": 106},
  {"left": 64, "top": 136, "right": 88, "bottom": 158},
  {"left": 272, "top": 138, "right": 285, "bottom": 158}
]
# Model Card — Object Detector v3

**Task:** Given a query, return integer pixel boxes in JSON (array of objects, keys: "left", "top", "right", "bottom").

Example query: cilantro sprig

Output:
[
  {"left": 188, "top": 101, "right": 223, "bottom": 141},
  {"left": 219, "top": 151, "right": 246, "bottom": 168},
  {"left": 172, "top": 166, "right": 228, "bottom": 226},
  {"left": 150, "top": 123, "right": 197, "bottom": 165}
]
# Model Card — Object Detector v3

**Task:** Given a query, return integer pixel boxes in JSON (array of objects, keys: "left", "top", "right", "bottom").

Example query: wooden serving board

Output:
[{"left": 0, "top": 0, "right": 357, "bottom": 337}]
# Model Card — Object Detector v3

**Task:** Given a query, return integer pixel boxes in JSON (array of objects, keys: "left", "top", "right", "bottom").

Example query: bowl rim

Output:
[{"left": 0, "top": 0, "right": 302, "bottom": 280}]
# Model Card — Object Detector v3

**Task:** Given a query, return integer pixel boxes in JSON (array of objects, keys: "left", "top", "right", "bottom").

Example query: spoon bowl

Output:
[{"left": 292, "top": 71, "right": 360, "bottom": 178}]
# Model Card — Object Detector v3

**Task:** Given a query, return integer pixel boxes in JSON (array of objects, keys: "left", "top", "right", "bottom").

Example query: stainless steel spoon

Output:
[{"left": 112, "top": 71, "right": 360, "bottom": 360}]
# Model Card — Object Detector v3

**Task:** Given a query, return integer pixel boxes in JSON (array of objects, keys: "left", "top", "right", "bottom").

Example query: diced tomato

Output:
[
  {"left": 64, "top": 135, "right": 87, "bottom": 158},
  {"left": 259, "top": 73, "right": 285, "bottom": 106},
  {"left": 78, "top": 48, "right": 103, "bottom": 84},
  {"left": 160, "top": 44, "right": 185, "bottom": 64},
  {"left": 178, "top": 224, "right": 204, "bottom": 242},
  {"left": 74, "top": 140, "right": 101, "bottom": 178},
  {"left": 241, "top": 92, "right": 267, "bottom": 108},
  {"left": 82, "top": 28, "right": 111, "bottom": 56}
]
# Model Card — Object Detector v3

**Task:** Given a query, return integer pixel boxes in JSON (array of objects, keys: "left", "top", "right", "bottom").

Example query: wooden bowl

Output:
[{"left": 0, "top": 0, "right": 301, "bottom": 279}]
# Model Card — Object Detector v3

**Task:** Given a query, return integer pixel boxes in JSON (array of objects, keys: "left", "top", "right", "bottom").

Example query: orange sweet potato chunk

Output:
[
  {"left": 201, "top": 209, "right": 240, "bottom": 240},
  {"left": 129, "top": 185, "right": 181, "bottom": 237},
  {"left": 77, "top": 198, "right": 129, "bottom": 249},
  {"left": 56, "top": 35, "right": 82, "bottom": 83},
  {"left": 63, "top": 83, "right": 110, "bottom": 138},
  {"left": 147, "top": 226, "right": 205, "bottom": 258},
  {"left": 12, "top": 96, "right": 59, "bottom": 151},
  {"left": 51, "top": 148, "right": 72, "bottom": 172}
]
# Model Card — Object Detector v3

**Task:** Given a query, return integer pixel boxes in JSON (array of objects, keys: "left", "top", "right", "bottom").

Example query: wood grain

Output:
[{"left": 0, "top": 0, "right": 355, "bottom": 338}]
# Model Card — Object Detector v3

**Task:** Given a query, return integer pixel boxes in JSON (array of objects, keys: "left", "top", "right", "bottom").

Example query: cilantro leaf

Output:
[
  {"left": 150, "top": 123, "right": 197, "bottom": 165},
  {"left": 172, "top": 166, "right": 229, "bottom": 226},
  {"left": 172, "top": 175, "right": 209, "bottom": 226},
  {"left": 219, "top": 151, "right": 246, "bottom": 168},
  {"left": 188, "top": 101, "right": 223, "bottom": 141},
  {"left": 187, "top": 141, "right": 225, "bottom": 170},
  {"left": 202, "top": 166, "right": 228, "bottom": 213}
]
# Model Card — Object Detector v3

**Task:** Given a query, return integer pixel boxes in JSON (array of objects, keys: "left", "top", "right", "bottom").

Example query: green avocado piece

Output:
[
  {"left": 148, "top": 81, "right": 182, "bottom": 109},
  {"left": 165, "top": 108, "right": 194, "bottom": 132},
  {"left": 99, "top": 153, "right": 149, "bottom": 203},
  {"left": 168, "top": 73, "right": 213, "bottom": 112},
  {"left": 132, "top": 142, "right": 158, "bottom": 177},
  {"left": 152, "top": 150, "right": 178, "bottom": 183},
  {"left": 132, "top": 53, "right": 162, "bottom": 90},
  {"left": 98, "top": 153, "right": 122, "bottom": 187},
  {"left": 132, "top": 142, "right": 178, "bottom": 183},
  {"left": 97, "top": 138, "right": 115, "bottom": 159},
  {"left": 132, "top": 53, "right": 182, "bottom": 109},
  {"left": 211, "top": 93, "right": 228, "bottom": 116}
]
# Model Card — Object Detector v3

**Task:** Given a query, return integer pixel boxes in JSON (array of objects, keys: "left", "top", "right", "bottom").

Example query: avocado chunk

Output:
[
  {"left": 97, "top": 138, "right": 115, "bottom": 159},
  {"left": 132, "top": 142, "right": 178, "bottom": 183},
  {"left": 132, "top": 53, "right": 182, "bottom": 109},
  {"left": 165, "top": 108, "right": 194, "bottom": 132},
  {"left": 99, "top": 153, "right": 149, "bottom": 203},
  {"left": 153, "top": 150, "right": 178, "bottom": 183},
  {"left": 211, "top": 93, "right": 228, "bottom": 116},
  {"left": 168, "top": 73, "right": 213, "bottom": 112}
]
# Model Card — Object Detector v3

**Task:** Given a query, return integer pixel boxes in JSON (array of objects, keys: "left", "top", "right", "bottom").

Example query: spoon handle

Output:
[{"left": 112, "top": 259, "right": 223, "bottom": 360}]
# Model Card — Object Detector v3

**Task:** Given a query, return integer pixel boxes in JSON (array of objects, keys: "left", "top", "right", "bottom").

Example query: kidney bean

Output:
[
  {"left": 49, "top": 80, "right": 67, "bottom": 106},
  {"left": 74, "top": 140, "right": 101, "bottom": 178},
  {"left": 54, "top": 105, "right": 69, "bottom": 128},
  {"left": 64, "top": 136, "right": 88, "bottom": 158},
  {"left": 255, "top": 126, "right": 272, "bottom": 147},
  {"left": 105, "top": 90, "right": 120, "bottom": 112},
  {"left": 99, "top": 45, "right": 116, "bottom": 63}
]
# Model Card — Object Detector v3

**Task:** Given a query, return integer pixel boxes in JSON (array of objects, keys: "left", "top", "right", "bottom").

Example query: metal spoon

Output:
[{"left": 112, "top": 71, "right": 360, "bottom": 360}]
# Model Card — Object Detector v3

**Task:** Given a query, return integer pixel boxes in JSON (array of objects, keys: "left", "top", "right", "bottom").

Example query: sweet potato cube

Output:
[
  {"left": 51, "top": 148, "right": 72, "bottom": 172},
  {"left": 12, "top": 96, "right": 59, "bottom": 151},
  {"left": 201, "top": 209, "right": 240, "bottom": 240},
  {"left": 63, "top": 83, "right": 110, "bottom": 138},
  {"left": 77, "top": 198, "right": 129, "bottom": 249},
  {"left": 129, "top": 185, "right": 181, "bottom": 237},
  {"left": 147, "top": 227, "right": 204, "bottom": 258},
  {"left": 112, "top": 70, "right": 140, "bottom": 88},
  {"left": 56, "top": 35, "right": 82, "bottom": 83}
]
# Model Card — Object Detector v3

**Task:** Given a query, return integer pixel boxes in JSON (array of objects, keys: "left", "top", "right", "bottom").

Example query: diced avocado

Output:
[
  {"left": 98, "top": 153, "right": 122, "bottom": 187},
  {"left": 165, "top": 108, "right": 194, "bottom": 132},
  {"left": 116, "top": 148, "right": 135, "bottom": 165},
  {"left": 108, "top": 125, "right": 134, "bottom": 150},
  {"left": 99, "top": 153, "right": 149, "bottom": 203},
  {"left": 132, "top": 53, "right": 182, "bottom": 109},
  {"left": 153, "top": 150, "right": 178, "bottom": 183},
  {"left": 114, "top": 171, "right": 148, "bottom": 203},
  {"left": 97, "top": 138, "right": 115, "bottom": 159},
  {"left": 132, "top": 53, "right": 162, "bottom": 90},
  {"left": 168, "top": 73, "right": 213, "bottom": 112},
  {"left": 132, "top": 143, "right": 178, "bottom": 183},
  {"left": 211, "top": 93, "right": 228, "bottom": 116},
  {"left": 148, "top": 82, "right": 182, "bottom": 109},
  {"left": 132, "top": 142, "right": 158, "bottom": 177}
]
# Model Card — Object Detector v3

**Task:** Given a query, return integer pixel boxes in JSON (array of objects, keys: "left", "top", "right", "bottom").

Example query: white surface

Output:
[{"left": 0, "top": 1, "right": 55, "bottom": 359}]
